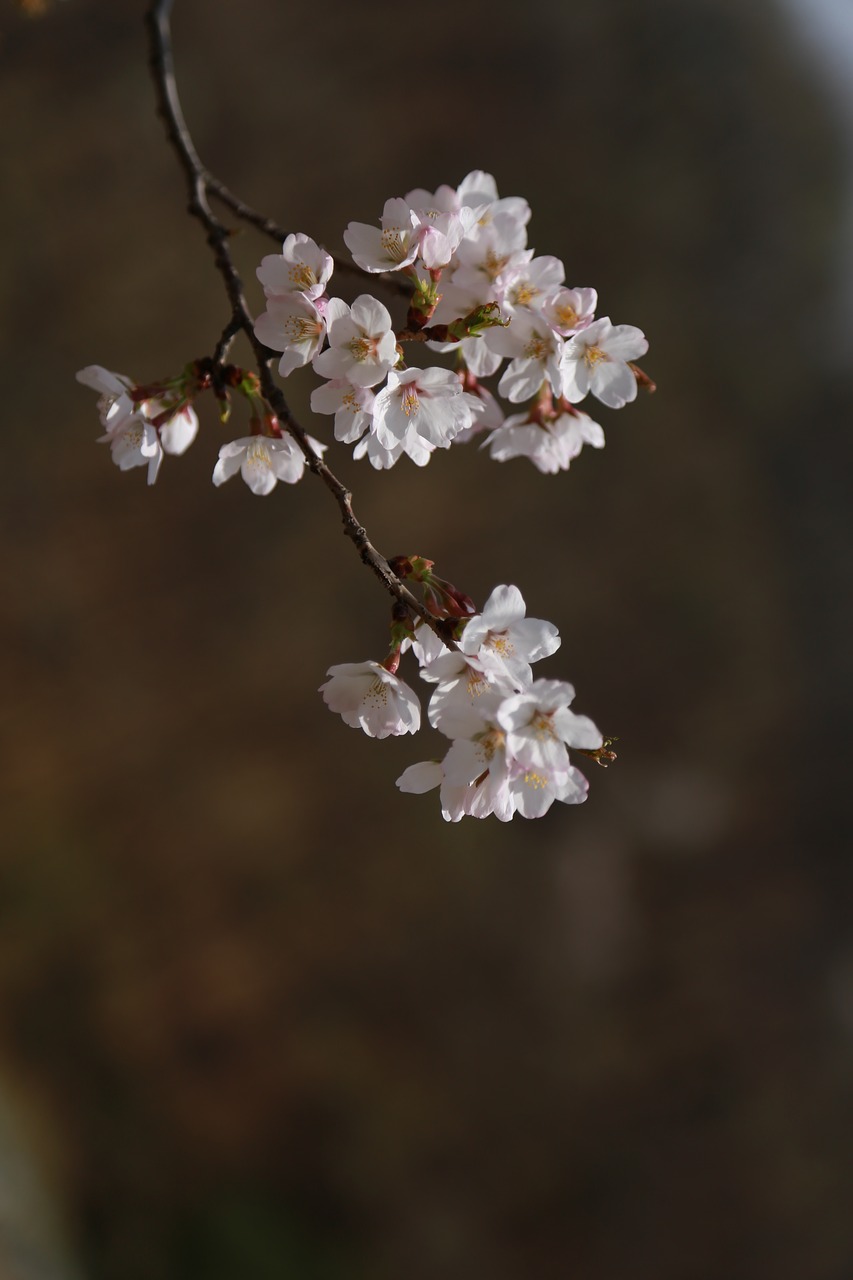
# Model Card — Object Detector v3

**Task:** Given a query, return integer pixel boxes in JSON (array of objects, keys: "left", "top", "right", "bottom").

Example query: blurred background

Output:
[{"left": 1, "top": 0, "right": 852, "bottom": 1276}]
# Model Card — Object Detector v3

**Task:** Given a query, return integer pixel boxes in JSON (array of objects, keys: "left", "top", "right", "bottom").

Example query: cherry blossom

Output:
[
  {"left": 542, "top": 287, "right": 598, "bottom": 337},
  {"left": 312, "top": 295, "right": 398, "bottom": 388},
  {"left": 498, "top": 255, "right": 565, "bottom": 317},
  {"left": 310, "top": 379, "right": 375, "bottom": 444},
  {"left": 320, "top": 661, "right": 421, "bottom": 738},
  {"left": 212, "top": 433, "right": 324, "bottom": 496},
  {"left": 81, "top": 159, "right": 651, "bottom": 822},
  {"left": 98, "top": 414, "right": 163, "bottom": 485},
  {"left": 561, "top": 317, "right": 648, "bottom": 409},
  {"left": 144, "top": 400, "right": 199, "bottom": 456},
  {"left": 486, "top": 407, "right": 604, "bottom": 473},
  {"left": 256, "top": 232, "right": 333, "bottom": 301},
  {"left": 77, "top": 364, "right": 138, "bottom": 433},
  {"left": 497, "top": 679, "right": 603, "bottom": 777},
  {"left": 490, "top": 314, "right": 564, "bottom": 404},
  {"left": 343, "top": 198, "right": 420, "bottom": 274},
  {"left": 459, "top": 584, "right": 560, "bottom": 685},
  {"left": 352, "top": 423, "right": 435, "bottom": 470},
  {"left": 372, "top": 367, "right": 479, "bottom": 452},
  {"left": 254, "top": 293, "right": 327, "bottom": 377}
]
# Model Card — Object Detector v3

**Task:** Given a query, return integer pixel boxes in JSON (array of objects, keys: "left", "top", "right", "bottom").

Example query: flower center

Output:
[
  {"left": 510, "top": 282, "right": 538, "bottom": 307},
  {"left": 364, "top": 677, "right": 389, "bottom": 708},
  {"left": 584, "top": 345, "right": 608, "bottom": 367},
  {"left": 488, "top": 633, "right": 515, "bottom": 658},
  {"left": 483, "top": 249, "right": 509, "bottom": 281},
  {"left": 349, "top": 335, "right": 378, "bottom": 363},
  {"left": 531, "top": 711, "right": 556, "bottom": 742},
  {"left": 401, "top": 388, "right": 420, "bottom": 417},
  {"left": 246, "top": 440, "right": 272, "bottom": 470},
  {"left": 524, "top": 335, "right": 550, "bottom": 362},
  {"left": 288, "top": 264, "right": 316, "bottom": 290},
  {"left": 380, "top": 229, "right": 407, "bottom": 263},
  {"left": 555, "top": 303, "right": 578, "bottom": 329},
  {"left": 286, "top": 316, "right": 321, "bottom": 343}
]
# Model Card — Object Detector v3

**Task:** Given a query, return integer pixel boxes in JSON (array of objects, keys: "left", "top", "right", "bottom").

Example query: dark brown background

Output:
[{"left": 1, "top": 0, "right": 852, "bottom": 1277}]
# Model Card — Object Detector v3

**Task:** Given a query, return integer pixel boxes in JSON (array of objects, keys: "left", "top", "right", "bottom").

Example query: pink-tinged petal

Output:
[
  {"left": 591, "top": 361, "right": 637, "bottom": 409},
  {"left": 603, "top": 324, "right": 648, "bottom": 361},
  {"left": 552, "top": 708, "right": 603, "bottom": 750},
  {"left": 324, "top": 297, "right": 351, "bottom": 328},
  {"left": 160, "top": 407, "right": 199, "bottom": 455},
  {"left": 508, "top": 617, "right": 561, "bottom": 662},
  {"left": 310, "top": 381, "right": 344, "bottom": 415},
  {"left": 511, "top": 768, "right": 559, "bottom": 819},
  {"left": 443, "top": 738, "right": 491, "bottom": 788},
  {"left": 397, "top": 761, "right": 443, "bottom": 794},
  {"left": 242, "top": 463, "right": 277, "bottom": 496},
  {"left": 349, "top": 294, "right": 392, "bottom": 335},
  {"left": 212, "top": 452, "right": 242, "bottom": 486},
  {"left": 561, "top": 357, "right": 590, "bottom": 403},
  {"left": 218, "top": 439, "right": 249, "bottom": 460},
  {"left": 457, "top": 170, "right": 499, "bottom": 204},
  {"left": 269, "top": 443, "right": 305, "bottom": 485},
  {"left": 146, "top": 448, "right": 163, "bottom": 485},
  {"left": 76, "top": 365, "right": 129, "bottom": 394},
  {"left": 482, "top": 584, "right": 527, "bottom": 629},
  {"left": 342, "top": 223, "right": 388, "bottom": 273},
  {"left": 498, "top": 359, "right": 546, "bottom": 404},
  {"left": 556, "top": 766, "right": 591, "bottom": 806},
  {"left": 311, "top": 348, "right": 350, "bottom": 380}
]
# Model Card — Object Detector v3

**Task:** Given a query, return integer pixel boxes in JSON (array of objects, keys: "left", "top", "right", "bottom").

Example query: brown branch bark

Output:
[{"left": 145, "top": 0, "right": 444, "bottom": 636}]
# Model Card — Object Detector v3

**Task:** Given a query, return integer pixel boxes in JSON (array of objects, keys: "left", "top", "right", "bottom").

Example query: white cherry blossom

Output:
[
  {"left": 310, "top": 378, "right": 375, "bottom": 444},
  {"left": 561, "top": 317, "right": 648, "bottom": 409},
  {"left": 256, "top": 232, "right": 333, "bottom": 301},
  {"left": 400, "top": 619, "right": 450, "bottom": 668},
  {"left": 320, "top": 661, "right": 421, "bottom": 738},
  {"left": 421, "top": 650, "right": 513, "bottom": 740},
  {"left": 441, "top": 730, "right": 516, "bottom": 822},
  {"left": 212, "top": 433, "right": 324, "bottom": 496},
  {"left": 497, "top": 679, "right": 602, "bottom": 778},
  {"left": 486, "top": 408, "right": 604, "bottom": 473},
  {"left": 312, "top": 295, "right": 398, "bottom": 388},
  {"left": 77, "top": 365, "right": 137, "bottom": 432},
  {"left": 344, "top": 198, "right": 420, "bottom": 273},
  {"left": 491, "top": 314, "right": 564, "bottom": 403},
  {"left": 542, "top": 287, "right": 598, "bottom": 336},
  {"left": 98, "top": 414, "right": 162, "bottom": 485},
  {"left": 372, "top": 367, "right": 478, "bottom": 452},
  {"left": 506, "top": 756, "right": 591, "bottom": 819},
  {"left": 144, "top": 400, "right": 199, "bottom": 456},
  {"left": 498, "top": 255, "right": 565, "bottom": 317},
  {"left": 459, "top": 584, "right": 560, "bottom": 685},
  {"left": 254, "top": 293, "right": 327, "bottom": 377},
  {"left": 352, "top": 423, "right": 435, "bottom": 470}
]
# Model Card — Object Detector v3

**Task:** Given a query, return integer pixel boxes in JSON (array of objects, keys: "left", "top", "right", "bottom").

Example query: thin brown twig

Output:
[
  {"left": 145, "top": 0, "right": 446, "bottom": 637},
  {"left": 206, "top": 176, "right": 410, "bottom": 299}
]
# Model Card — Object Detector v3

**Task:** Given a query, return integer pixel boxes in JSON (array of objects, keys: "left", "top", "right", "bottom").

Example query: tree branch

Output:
[{"left": 145, "top": 0, "right": 444, "bottom": 636}]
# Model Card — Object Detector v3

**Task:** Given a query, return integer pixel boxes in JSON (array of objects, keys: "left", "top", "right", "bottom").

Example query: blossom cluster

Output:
[
  {"left": 78, "top": 169, "right": 645, "bottom": 822},
  {"left": 77, "top": 364, "right": 325, "bottom": 494},
  {"left": 76, "top": 365, "right": 200, "bottom": 485},
  {"left": 320, "top": 583, "right": 608, "bottom": 822},
  {"left": 255, "top": 170, "right": 649, "bottom": 474}
]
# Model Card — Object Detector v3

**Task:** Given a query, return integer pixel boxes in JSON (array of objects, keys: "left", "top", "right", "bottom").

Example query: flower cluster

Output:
[
  {"left": 76, "top": 365, "right": 199, "bottom": 485},
  {"left": 320, "top": 577, "right": 611, "bottom": 822},
  {"left": 77, "top": 362, "right": 324, "bottom": 494},
  {"left": 79, "top": 169, "right": 645, "bottom": 822},
  {"left": 254, "top": 170, "right": 650, "bottom": 474}
]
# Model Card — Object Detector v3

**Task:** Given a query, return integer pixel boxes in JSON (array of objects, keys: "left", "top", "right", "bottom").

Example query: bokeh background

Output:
[{"left": 1, "top": 0, "right": 852, "bottom": 1276}]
